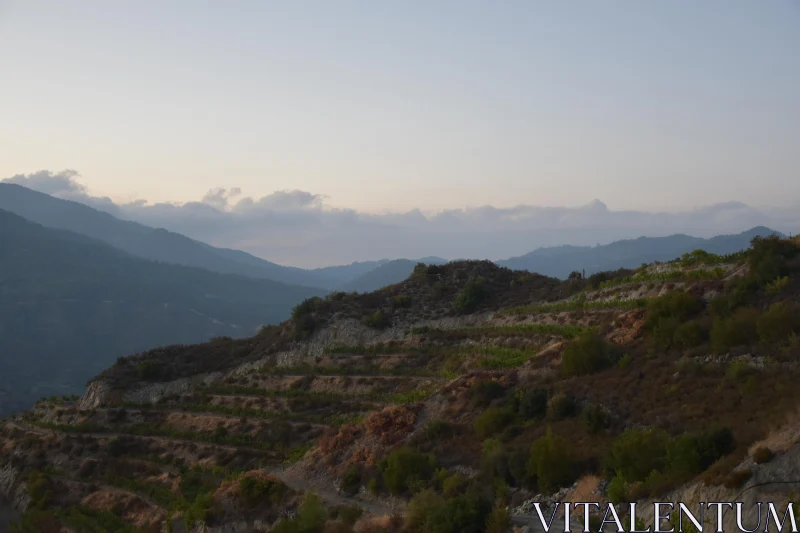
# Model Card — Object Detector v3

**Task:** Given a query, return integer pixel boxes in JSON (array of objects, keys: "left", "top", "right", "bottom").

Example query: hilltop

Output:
[{"left": 3, "top": 234, "right": 800, "bottom": 533}]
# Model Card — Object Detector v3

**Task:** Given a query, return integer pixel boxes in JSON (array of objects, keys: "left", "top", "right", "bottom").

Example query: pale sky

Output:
[{"left": 1, "top": 1, "right": 799, "bottom": 214}]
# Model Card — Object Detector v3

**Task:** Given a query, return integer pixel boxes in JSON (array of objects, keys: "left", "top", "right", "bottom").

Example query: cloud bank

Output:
[{"left": 5, "top": 170, "right": 800, "bottom": 268}]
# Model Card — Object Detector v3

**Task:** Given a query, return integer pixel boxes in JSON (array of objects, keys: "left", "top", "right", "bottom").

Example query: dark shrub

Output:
[
  {"left": 473, "top": 407, "right": 516, "bottom": 439},
  {"left": 453, "top": 277, "right": 488, "bottom": 314},
  {"left": 392, "top": 295, "right": 411, "bottom": 309},
  {"left": 517, "top": 388, "right": 548, "bottom": 420},
  {"left": 645, "top": 291, "right": 704, "bottom": 330},
  {"left": 527, "top": 428, "right": 575, "bottom": 493},
  {"left": 605, "top": 428, "right": 669, "bottom": 483},
  {"left": 547, "top": 393, "right": 578, "bottom": 419},
  {"left": 562, "top": 333, "right": 614, "bottom": 376},
  {"left": 341, "top": 466, "right": 362, "bottom": 496},
  {"left": 748, "top": 235, "right": 798, "bottom": 286},
  {"left": 381, "top": 447, "right": 436, "bottom": 495},
  {"left": 361, "top": 310, "right": 390, "bottom": 329},
  {"left": 238, "top": 476, "right": 286, "bottom": 508},
  {"left": 582, "top": 404, "right": 611, "bottom": 434},
  {"left": 470, "top": 380, "right": 508, "bottom": 408},
  {"left": 710, "top": 307, "right": 760, "bottom": 353},
  {"left": 758, "top": 301, "right": 800, "bottom": 344}
]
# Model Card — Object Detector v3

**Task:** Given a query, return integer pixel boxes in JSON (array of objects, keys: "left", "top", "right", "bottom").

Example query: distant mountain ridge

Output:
[
  {"left": 0, "top": 184, "right": 449, "bottom": 289},
  {"left": 0, "top": 208, "right": 325, "bottom": 415},
  {"left": 0, "top": 184, "right": 344, "bottom": 289},
  {"left": 497, "top": 226, "right": 782, "bottom": 278}
]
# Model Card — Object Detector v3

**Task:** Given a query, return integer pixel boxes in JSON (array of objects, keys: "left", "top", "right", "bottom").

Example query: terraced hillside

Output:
[{"left": 3, "top": 237, "right": 800, "bottom": 533}]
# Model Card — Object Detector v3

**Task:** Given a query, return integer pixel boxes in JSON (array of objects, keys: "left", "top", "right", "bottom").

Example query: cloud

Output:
[
  {"left": 4, "top": 169, "right": 86, "bottom": 195},
  {"left": 3, "top": 170, "right": 122, "bottom": 215},
  {"left": 5, "top": 170, "right": 800, "bottom": 268}
]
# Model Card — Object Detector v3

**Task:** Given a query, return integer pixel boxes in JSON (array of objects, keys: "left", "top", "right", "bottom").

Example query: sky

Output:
[{"left": 1, "top": 1, "right": 798, "bottom": 215}]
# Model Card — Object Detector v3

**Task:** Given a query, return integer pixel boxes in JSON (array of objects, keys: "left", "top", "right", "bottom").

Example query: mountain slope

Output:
[
  {"left": 0, "top": 209, "right": 325, "bottom": 415},
  {"left": 4, "top": 236, "right": 800, "bottom": 532},
  {"left": 0, "top": 183, "right": 338, "bottom": 288},
  {"left": 498, "top": 226, "right": 780, "bottom": 278}
]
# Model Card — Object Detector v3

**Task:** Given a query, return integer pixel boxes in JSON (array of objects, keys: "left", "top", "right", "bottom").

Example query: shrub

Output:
[
  {"left": 645, "top": 291, "right": 704, "bottom": 330},
  {"left": 470, "top": 380, "right": 508, "bottom": 408},
  {"left": 748, "top": 235, "right": 798, "bottom": 286},
  {"left": 673, "top": 321, "right": 706, "bottom": 350},
  {"left": 617, "top": 353, "right": 633, "bottom": 369},
  {"left": 765, "top": 276, "right": 790, "bottom": 295},
  {"left": 407, "top": 490, "right": 492, "bottom": 533},
  {"left": 752, "top": 447, "right": 774, "bottom": 464},
  {"left": 606, "top": 473, "right": 627, "bottom": 504},
  {"left": 474, "top": 407, "right": 516, "bottom": 439},
  {"left": 341, "top": 466, "right": 361, "bottom": 496},
  {"left": 758, "top": 302, "right": 800, "bottom": 345},
  {"left": 587, "top": 268, "right": 634, "bottom": 288},
  {"left": 441, "top": 473, "right": 468, "bottom": 498},
  {"left": 453, "top": 277, "right": 488, "bottom": 314},
  {"left": 710, "top": 307, "right": 760, "bottom": 353},
  {"left": 561, "top": 333, "right": 614, "bottom": 376},
  {"left": 547, "top": 393, "right": 578, "bottom": 419},
  {"left": 292, "top": 297, "right": 322, "bottom": 340},
  {"left": 296, "top": 493, "right": 329, "bottom": 533},
  {"left": 361, "top": 310, "right": 390, "bottom": 329},
  {"left": 485, "top": 505, "right": 512, "bottom": 533},
  {"left": 334, "top": 505, "right": 363, "bottom": 526},
  {"left": 517, "top": 388, "right": 548, "bottom": 420},
  {"left": 605, "top": 428, "right": 669, "bottom": 483},
  {"left": 423, "top": 420, "right": 457, "bottom": 440},
  {"left": 652, "top": 318, "right": 707, "bottom": 351},
  {"left": 406, "top": 488, "right": 446, "bottom": 532},
  {"left": 582, "top": 404, "right": 611, "bottom": 434},
  {"left": 392, "top": 295, "right": 411, "bottom": 309},
  {"left": 381, "top": 447, "right": 437, "bottom": 495},
  {"left": 136, "top": 360, "right": 161, "bottom": 380},
  {"left": 431, "top": 282, "right": 447, "bottom": 299},
  {"left": 527, "top": 428, "right": 575, "bottom": 493},
  {"left": 434, "top": 493, "right": 493, "bottom": 533},
  {"left": 238, "top": 476, "right": 286, "bottom": 508}
]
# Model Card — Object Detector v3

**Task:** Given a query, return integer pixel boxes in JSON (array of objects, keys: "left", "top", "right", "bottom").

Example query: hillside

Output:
[
  {"left": 0, "top": 209, "right": 325, "bottom": 416},
  {"left": 498, "top": 226, "right": 781, "bottom": 278},
  {"left": 3, "top": 233, "right": 800, "bottom": 533},
  {"left": 0, "top": 184, "right": 342, "bottom": 289}
]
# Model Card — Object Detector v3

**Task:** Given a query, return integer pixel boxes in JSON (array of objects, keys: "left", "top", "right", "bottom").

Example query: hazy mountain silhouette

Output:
[
  {"left": 0, "top": 209, "right": 325, "bottom": 415},
  {"left": 341, "top": 257, "right": 448, "bottom": 293},
  {"left": 497, "top": 226, "right": 782, "bottom": 278},
  {"left": 0, "top": 183, "right": 345, "bottom": 288}
]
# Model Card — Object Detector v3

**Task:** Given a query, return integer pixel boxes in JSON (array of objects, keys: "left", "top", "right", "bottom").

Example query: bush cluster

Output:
[
  {"left": 453, "top": 277, "right": 488, "bottom": 314},
  {"left": 561, "top": 333, "right": 615, "bottom": 376},
  {"left": 527, "top": 428, "right": 575, "bottom": 493},
  {"left": 380, "top": 447, "right": 437, "bottom": 495},
  {"left": 604, "top": 427, "right": 735, "bottom": 501},
  {"left": 361, "top": 310, "right": 390, "bottom": 329}
]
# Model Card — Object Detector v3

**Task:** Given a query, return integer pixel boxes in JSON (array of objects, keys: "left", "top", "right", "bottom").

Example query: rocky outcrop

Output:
[{"left": 0, "top": 464, "right": 29, "bottom": 513}]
